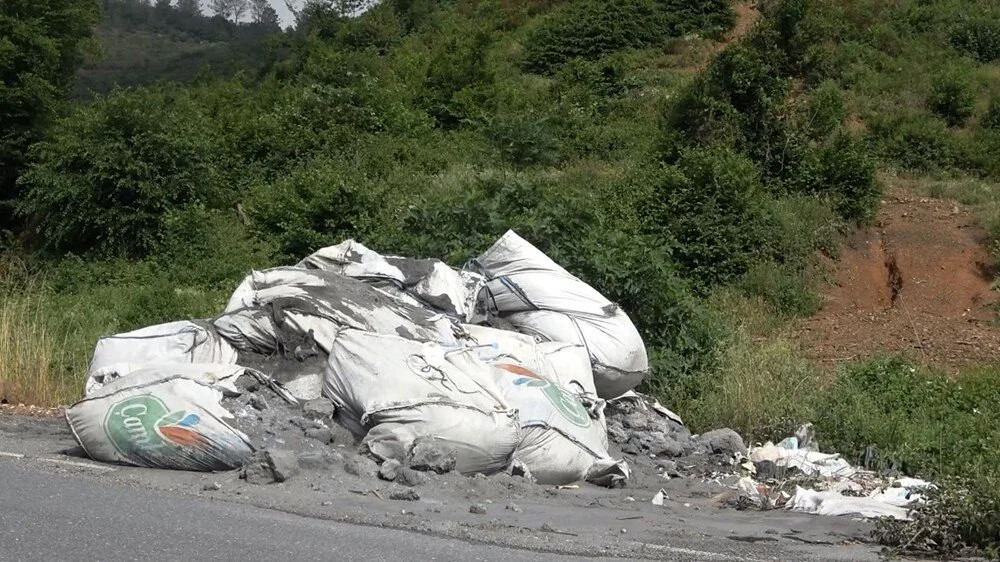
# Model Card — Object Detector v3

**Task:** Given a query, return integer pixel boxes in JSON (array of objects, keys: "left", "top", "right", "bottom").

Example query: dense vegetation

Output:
[{"left": 3, "top": 0, "right": 1000, "bottom": 556}]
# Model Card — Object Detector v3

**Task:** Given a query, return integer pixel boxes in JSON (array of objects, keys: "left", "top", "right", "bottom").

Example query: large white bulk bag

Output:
[
  {"left": 474, "top": 231, "right": 648, "bottom": 398},
  {"left": 218, "top": 268, "right": 459, "bottom": 354},
  {"left": 324, "top": 330, "right": 519, "bottom": 475},
  {"left": 297, "top": 239, "right": 405, "bottom": 282},
  {"left": 473, "top": 345, "right": 626, "bottom": 486},
  {"left": 87, "top": 321, "right": 237, "bottom": 396},
  {"left": 299, "top": 240, "right": 484, "bottom": 321},
  {"left": 66, "top": 364, "right": 253, "bottom": 471},
  {"left": 462, "top": 324, "right": 598, "bottom": 397}
]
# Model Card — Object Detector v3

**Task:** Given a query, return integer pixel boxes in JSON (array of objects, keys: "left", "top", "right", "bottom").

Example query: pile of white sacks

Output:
[{"left": 65, "top": 231, "right": 650, "bottom": 485}]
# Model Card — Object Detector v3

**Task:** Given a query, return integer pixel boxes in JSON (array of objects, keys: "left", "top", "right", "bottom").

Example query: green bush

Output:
[
  {"left": 813, "top": 357, "right": 1000, "bottom": 477},
  {"left": 653, "top": 146, "right": 778, "bottom": 290},
  {"left": 814, "top": 357, "right": 1000, "bottom": 557},
  {"left": 522, "top": 0, "right": 732, "bottom": 75},
  {"left": 817, "top": 133, "right": 880, "bottom": 221},
  {"left": 982, "top": 95, "right": 1000, "bottom": 131},
  {"left": 0, "top": 0, "right": 98, "bottom": 218},
  {"left": 17, "top": 87, "right": 228, "bottom": 258},
  {"left": 482, "top": 111, "right": 561, "bottom": 167},
  {"left": 870, "top": 110, "right": 954, "bottom": 171},
  {"left": 950, "top": 16, "right": 1000, "bottom": 63},
  {"left": 522, "top": 0, "right": 669, "bottom": 75},
  {"left": 929, "top": 71, "right": 976, "bottom": 127},
  {"left": 875, "top": 476, "right": 1000, "bottom": 558},
  {"left": 804, "top": 80, "right": 846, "bottom": 139},
  {"left": 246, "top": 157, "right": 394, "bottom": 262}
]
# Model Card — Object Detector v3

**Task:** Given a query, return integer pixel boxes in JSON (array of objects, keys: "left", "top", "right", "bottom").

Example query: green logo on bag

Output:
[
  {"left": 104, "top": 395, "right": 209, "bottom": 457},
  {"left": 498, "top": 364, "right": 591, "bottom": 428}
]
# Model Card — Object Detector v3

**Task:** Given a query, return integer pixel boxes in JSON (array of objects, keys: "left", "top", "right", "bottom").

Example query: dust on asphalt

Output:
[{"left": 0, "top": 409, "right": 877, "bottom": 561}]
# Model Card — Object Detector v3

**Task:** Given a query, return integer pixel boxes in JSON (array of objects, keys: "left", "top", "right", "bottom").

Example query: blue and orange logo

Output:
[{"left": 496, "top": 363, "right": 591, "bottom": 427}]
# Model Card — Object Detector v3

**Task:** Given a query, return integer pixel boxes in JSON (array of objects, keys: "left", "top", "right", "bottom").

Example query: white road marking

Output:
[
  {"left": 641, "top": 542, "right": 763, "bottom": 561},
  {"left": 37, "top": 457, "right": 115, "bottom": 472}
]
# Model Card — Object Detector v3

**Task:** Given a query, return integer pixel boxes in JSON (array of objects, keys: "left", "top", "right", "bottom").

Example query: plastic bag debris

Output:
[
  {"left": 749, "top": 438, "right": 855, "bottom": 478},
  {"left": 473, "top": 230, "right": 648, "bottom": 398},
  {"left": 787, "top": 486, "right": 916, "bottom": 520}
]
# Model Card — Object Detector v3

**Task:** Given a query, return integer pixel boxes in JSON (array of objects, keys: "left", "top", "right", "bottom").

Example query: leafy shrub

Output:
[
  {"left": 522, "top": 0, "right": 668, "bottom": 75},
  {"left": 17, "top": 88, "right": 228, "bottom": 258},
  {"left": 950, "top": 16, "right": 1000, "bottom": 63},
  {"left": 482, "top": 111, "right": 561, "bottom": 167},
  {"left": 657, "top": 0, "right": 734, "bottom": 37},
  {"left": 817, "top": 133, "right": 880, "bottom": 221},
  {"left": 0, "top": 0, "right": 98, "bottom": 217},
  {"left": 869, "top": 110, "right": 953, "bottom": 171},
  {"left": 247, "top": 157, "right": 393, "bottom": 262},
  {"left": 982, "top": 95, "right": 1000, "bottom": 131},
  {"left": 874, "top": 476, "right": 1000, "bottom": 558},
  {"left": 813, "top": 357, "right": 1000, "bottom": 477},
  {"left": 653, "top": 146, "right": 778, "bottom": 290},
  {"left": 929, "top": 71, "right": 975, "bottom": 127},
  {"left": 522, "top": 0, "right": 733, "bottom": 75},
  {"left": 804, "top": 80, "right": 846, "bottom": 139},
  {"left": 814, "top": 357, "right": 1000, "bottom": 557}
]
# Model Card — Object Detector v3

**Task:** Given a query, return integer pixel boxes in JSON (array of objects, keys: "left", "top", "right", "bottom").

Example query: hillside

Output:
[
  {"left": 73, "top": 0, "right": 283, "bottom": 98},
  {"left": 3, "top": 0, "right": 1000, "bottom": 555}
]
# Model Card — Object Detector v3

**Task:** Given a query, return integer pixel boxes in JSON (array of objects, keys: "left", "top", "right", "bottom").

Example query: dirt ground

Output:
[{"left": 798, "top": 185, "right": 1000, "bottom": 372}]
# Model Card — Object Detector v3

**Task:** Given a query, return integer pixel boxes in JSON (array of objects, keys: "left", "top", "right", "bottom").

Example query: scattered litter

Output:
[{"left": 651, "top": 489, "right": 667, "bottom": 506}]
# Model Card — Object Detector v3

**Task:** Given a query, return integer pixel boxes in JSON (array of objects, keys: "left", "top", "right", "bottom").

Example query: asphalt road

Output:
[{"left": 0, "top": 462, "right": 613, "bottom": 562}]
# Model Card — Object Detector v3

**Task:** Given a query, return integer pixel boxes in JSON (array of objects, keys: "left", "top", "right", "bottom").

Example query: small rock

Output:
[
  {"left": 249, "top": 395, "right": 268, "bottom": 411},
  {"left": 409, "top": 439, "right": 457, "bottom": 474},
  {"left": 304, "top": 427, "right": 335, "bottom": 445},
  {"left": 698, "top": 428, "right": 747, "bottom": 456},
  {"left": 266, "top": 449, "right": 299, "bottom": 482},
  {"left": 203, "top": 482, "right": 221, "bottom": 491},
  {"left": 395, "top": 467, "right": 429, "bottom": 487},
  {"left": 288, "top": 416, "right": 317, "bottom": 430},
  {"left": 655, "top": 459, "right": 678, "bottom": 472},
  {"left": 620, "top": 528, "right": 627, "bottom": 534},
  {"left": 389, "top": 487, "right": 420, "bottom": 501},
  {"left": 297, "top": 451, "right": 343, "bottom": 470},
  {"left": 242, "top": 449, "right": 298, "bottom": 484},
  {"left": 343, "top": 456, "right": 379, "bottom": 479},
  {"left": 469, "top": 503, "right": 487, "bottom": 515},
  {"left": 621, "top": 412, "right": 649, "bottom": 430},
  {"left": 505, "top": 502, "right": 523, "bottom": 513},
  {"left": 605, "top": 420, "right": 628, "bottom": 443},
  {"left": 321, "top": 500, "right": 333, "bottom": 506},
  {"left": 302, "top": 398, "right": 336, "bottom": 419},
  {"left": 379, "top": 459, "right": 402, "bottom": 482}
]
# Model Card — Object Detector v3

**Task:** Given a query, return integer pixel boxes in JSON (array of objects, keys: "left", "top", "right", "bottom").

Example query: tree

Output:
[
  {"left": 0, "top": 0, "right": 99, "bottom": 228},
  {"left": 175, "top": 0, "right": 202, "bottom": 16},
  {"left": 249, "top": 0, "right": 280, "bottom": 28},
  {"left": 208, "top": 0, "right": 248, "bottom": 21}
]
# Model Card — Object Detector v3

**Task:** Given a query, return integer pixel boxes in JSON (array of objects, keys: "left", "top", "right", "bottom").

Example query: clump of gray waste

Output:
[{"left": 65, "top": 231, "right": 657, "bottom": 486}]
